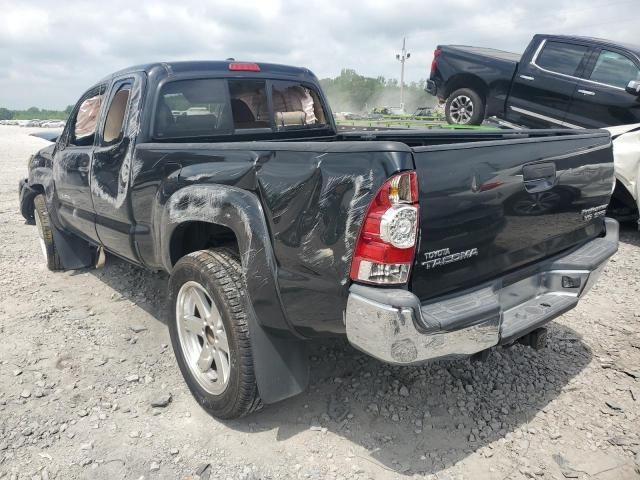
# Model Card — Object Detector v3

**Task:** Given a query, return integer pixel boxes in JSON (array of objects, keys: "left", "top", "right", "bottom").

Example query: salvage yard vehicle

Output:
[
  {"left": 427, "top": 34, "right": 640, "bottom": 128},
  {"left": 606, "top": 123, "right": 640, "bottom": 224},
  {"left": 19, "top": 60, "right": 619, "bottom": 419}
]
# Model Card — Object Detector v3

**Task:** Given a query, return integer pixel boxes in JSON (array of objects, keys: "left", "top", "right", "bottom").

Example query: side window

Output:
[
  {"left": 589, "top": 50, "right": 640, "bottom": 89},
  {"left": 228, "top": 80, "right": 269, "bottom": 129},
  {"left": 102, "top": 82, "right": 132, "bottom": 145},
  {"left": 70, "top": 88, "right": 104, "bottom": 147},
  {"left": 154, "top": 79, "right": 233, "bottom": 139},
  {"left": 271, "top": 81, "right": 328, "bottom": 129},
  {"left": 535, "top": 41, "right": 589, "bottom": 77}
]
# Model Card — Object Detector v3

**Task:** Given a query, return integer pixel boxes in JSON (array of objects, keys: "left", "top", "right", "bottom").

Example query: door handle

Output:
[
  {"left": 519, "top": 75, "right": 535, "bottom": 81},
  {"left": 577, "top": 89, "right": 595, "bottom": 96}
]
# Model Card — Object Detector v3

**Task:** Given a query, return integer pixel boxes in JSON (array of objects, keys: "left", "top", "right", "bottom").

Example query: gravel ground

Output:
[{"left": 1, "top": 125, "right": 640, "bottom": 480}]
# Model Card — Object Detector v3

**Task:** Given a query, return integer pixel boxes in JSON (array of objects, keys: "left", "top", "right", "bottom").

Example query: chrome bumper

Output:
[{"left": 345, "top": 218, "right": 619, "bottom": 365}]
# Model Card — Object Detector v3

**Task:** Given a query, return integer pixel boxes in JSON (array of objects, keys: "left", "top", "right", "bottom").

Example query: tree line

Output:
[
  {"left": 319, "top": 69, "right": 437, "bottom": 114},
  {"left": 0, "top": 105, "right": 73, "bottom": 121}
]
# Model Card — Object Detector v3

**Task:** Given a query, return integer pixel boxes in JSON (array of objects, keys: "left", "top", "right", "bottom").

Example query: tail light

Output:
[
  {"left": 350, "top": 171, "right": 419, "bottom": 285},
  {"left": 430, "top": 48, "right": 441, "bottom": 76}
]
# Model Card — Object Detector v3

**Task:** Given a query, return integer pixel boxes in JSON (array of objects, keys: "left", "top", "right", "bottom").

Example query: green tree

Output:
[
  {"left": 320, "top": 69, "right": 435, "bottom": 113},
  {"left": 0, "top": 108, "right": 13, "bottom": 120}
]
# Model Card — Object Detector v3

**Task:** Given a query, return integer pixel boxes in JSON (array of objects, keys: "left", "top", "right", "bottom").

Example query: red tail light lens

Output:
[
  {"left": 228, "top": 62, "right": 261, "bottom": 72},
  {"left": 430, "top": 48, "right": 441, "bottom": 76},
  {"left": 350, "top": 171, "right": 419, "bottom": 285}
]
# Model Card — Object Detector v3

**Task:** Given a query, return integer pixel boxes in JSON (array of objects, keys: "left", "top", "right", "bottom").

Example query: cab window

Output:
[
  {"left": 154, "top": 79, "right": 233, "bottom": 139},
  {"left": 228, "top": 80, "right": 269, "bottom": 129},
  {"left": 536, "top": 41, "right": 589, "bottom": 77},
  {"left": 271, "top": 81, "right": 328, "bottom": 130},
  {"left": 102, "top": 81, "right": 132, "bottom": 145},
  {"left": 589, "top": 50, "right": 640, "bottom": 89},
  {"left": 69, "top": 86, "right": 105, "bottom": 146}
]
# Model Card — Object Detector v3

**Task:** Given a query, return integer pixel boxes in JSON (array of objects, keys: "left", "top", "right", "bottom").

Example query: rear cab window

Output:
[
  {"left": 153, "top": 77, "right": 330, "bottom": 140},
  {"left": 272, "top": 81, "right": 328, "bottom": 130}
]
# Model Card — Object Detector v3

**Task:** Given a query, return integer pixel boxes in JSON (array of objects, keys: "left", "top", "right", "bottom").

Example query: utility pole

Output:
[{"left": 396, "top": 37, "right": 411, "bottom": 112}]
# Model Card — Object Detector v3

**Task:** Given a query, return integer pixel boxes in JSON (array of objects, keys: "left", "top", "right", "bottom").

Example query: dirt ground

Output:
[{"left": 1, "top": 125, "right": 639, "bottom": 480}]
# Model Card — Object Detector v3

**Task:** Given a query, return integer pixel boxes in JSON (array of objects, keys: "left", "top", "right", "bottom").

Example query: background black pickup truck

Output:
[
  {"left": 20, "top": 60, "right": 618, "bottom": 419},
  {"left": 427, "top": 34, "right": 640, "bottom": 128}
]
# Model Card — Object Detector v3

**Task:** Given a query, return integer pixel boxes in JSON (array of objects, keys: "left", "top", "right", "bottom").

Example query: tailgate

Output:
[{"left": 410, "top": 131, "right": 613, "bottom": 301}]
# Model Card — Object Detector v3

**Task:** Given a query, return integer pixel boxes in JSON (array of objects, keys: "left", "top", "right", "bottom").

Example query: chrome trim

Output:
[
  {"left": 345, "top": 219, "right": 618, "bottom": 364},
  {"left": 530, "top": 38, "right": 639, "bottom": 93},
  {"left": 509, "top": 106, "right": 584, "bottom": 129},
  {"left": 519, "top": 75, "right": 535, "bottom": 81},
  {"left": 346, "top": 294, "right": 499, "bottom": 364},
  {"left": 577, "top": 89, "right": 595, "bottom": 96}
]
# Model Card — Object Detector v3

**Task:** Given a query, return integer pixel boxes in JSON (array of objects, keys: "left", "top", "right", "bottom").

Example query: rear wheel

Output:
[
  {"left": 168, "top": 249, "right": 262, "bottom": 419},
  {"left": 33, "top": 194, "right": 63, "bottom": 271},
  {"left": 445, "top": 88, "right": 485, "bottom": 125}
]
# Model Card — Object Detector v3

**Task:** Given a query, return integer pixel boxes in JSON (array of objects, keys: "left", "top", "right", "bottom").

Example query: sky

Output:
[{"left": 0, "top": 0, "right": 637, "bottom": 109}]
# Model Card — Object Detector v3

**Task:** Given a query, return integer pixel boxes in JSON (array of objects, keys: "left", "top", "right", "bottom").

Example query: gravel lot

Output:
[{"left": 1, "top": 125, "right": 640, "bottom": 480}]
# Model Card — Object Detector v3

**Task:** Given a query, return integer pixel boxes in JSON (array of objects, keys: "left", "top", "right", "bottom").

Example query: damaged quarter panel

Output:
[{"left": 136, "top": 142, "right": 413, "bottom": 337}]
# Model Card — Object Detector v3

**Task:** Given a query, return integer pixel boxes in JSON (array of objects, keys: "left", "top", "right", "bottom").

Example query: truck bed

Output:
[
  {"left": 134, "top": 128, "right": 613, "bottom": 335},
  {"left": 443, "top": 45, "right": 521, "bottom": 63}
]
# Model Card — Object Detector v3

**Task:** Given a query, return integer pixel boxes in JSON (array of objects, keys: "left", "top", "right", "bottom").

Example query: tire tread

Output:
[{"left": 170, "top": 248, "right": 262, "bottom": 419}]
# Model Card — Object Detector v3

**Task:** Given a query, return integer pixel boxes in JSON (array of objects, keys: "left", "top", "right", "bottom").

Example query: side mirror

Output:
[{"left": 626, "top": 80, "right": 640, "bottom": 96}]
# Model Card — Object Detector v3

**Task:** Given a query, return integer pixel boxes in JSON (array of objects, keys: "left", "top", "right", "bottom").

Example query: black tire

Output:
[
  {"left": 33, "top": 194, "right": 63, "bottom": 271},
  {"left": 168, "top": 249, "right": 262, "bottom": 419},
  {"left": 445, "top": 88, "right": 485, "bottom": 125}
]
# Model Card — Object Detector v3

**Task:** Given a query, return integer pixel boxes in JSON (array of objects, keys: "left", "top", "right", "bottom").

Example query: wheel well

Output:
[
  {"left": 444, "top": 74, "right": 488, "bottom": 102},
  {"left": 170, "top": 221, "right": 239, "bottom": 266}
]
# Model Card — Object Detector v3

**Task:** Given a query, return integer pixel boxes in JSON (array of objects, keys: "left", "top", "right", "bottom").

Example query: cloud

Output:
[{"left": 0, "top": 0, "right": 637, "bottom": 109}]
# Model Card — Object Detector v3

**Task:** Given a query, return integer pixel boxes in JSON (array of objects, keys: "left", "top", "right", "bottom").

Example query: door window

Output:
[
  {"left": 102, "top": 82, "right": 132, "bottom": 144},
  {"left": 589, "top": 50, "right": 640, "bottom": 89},
  {"left": 69, "top": 87, "right": 105, "bottom": 146},
  {"left": 535, "top": 41, "right": 589, "bottom": 77}
]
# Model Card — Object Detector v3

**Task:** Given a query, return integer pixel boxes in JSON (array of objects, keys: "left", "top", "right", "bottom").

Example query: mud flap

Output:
[
  {"left": 246, "top": 314, "right": 310, "bottom": 404},
  {"left": 50, "top": 224, "right": 95, "bottom": 270}
]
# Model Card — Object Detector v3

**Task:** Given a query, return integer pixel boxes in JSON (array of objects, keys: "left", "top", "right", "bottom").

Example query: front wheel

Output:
[
  {"left": 168, "top": 249, "right": 262, "bottom": 419},
  {"left": 445, "top": 88, "right": 485, "bottom": 125}
]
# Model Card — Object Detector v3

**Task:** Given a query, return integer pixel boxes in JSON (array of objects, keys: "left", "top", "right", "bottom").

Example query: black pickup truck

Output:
[
  {"left": 19, "top": 60, "right": 618, "bottom": 418},
  {"left": 427, "top": 34, "right": 640, "bottom": 128}
]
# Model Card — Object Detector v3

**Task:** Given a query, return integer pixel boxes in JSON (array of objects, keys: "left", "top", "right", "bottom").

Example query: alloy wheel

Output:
[
  {"left": 176, "top": 281, "right": 231, "bottom": 395},
  {"left": 450, "top": 95, "right": 474, "bottom": 124}
]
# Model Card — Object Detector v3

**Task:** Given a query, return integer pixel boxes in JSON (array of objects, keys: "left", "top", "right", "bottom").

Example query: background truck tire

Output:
[
  {"left": 168, "top": 248, "right": 262, "bottom": 419},
  {"left": 33, "top": 194, "right": 63, "bottom": 271},
  {"left": 445, "top": 88, "right": 485, "bottom": 125}
]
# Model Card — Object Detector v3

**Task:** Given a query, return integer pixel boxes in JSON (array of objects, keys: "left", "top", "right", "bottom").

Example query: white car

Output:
[{"left": 606, "top": 123, "right": 640, "bottom": 226}]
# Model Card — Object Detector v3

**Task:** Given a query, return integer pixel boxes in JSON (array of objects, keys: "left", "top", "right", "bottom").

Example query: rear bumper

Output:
[{"left": 345, "top": 218, "right": 619, "bottom": 364}]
